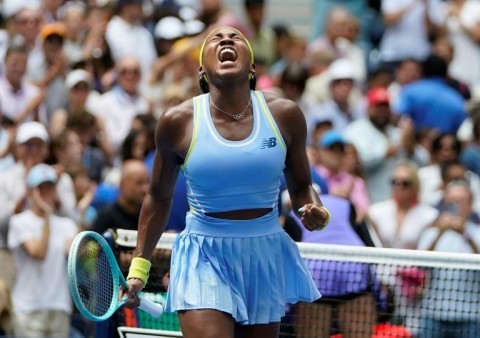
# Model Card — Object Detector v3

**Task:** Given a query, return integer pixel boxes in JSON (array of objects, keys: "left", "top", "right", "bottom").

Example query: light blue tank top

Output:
[{"left": 182, "top": 91, "right": 287, "bottom": 214}]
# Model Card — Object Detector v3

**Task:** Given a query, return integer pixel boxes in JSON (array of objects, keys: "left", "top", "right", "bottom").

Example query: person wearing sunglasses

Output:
[{"left": 367, "top": 160, "right": 439, "bottom": 336}]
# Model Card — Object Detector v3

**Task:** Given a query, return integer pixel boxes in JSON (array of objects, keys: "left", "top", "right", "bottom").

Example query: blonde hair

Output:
[
  {"left": 394, "top": 160, "right": 420, "bottom": 192},
  {"left": 0, "top": 279, "right": 13, "bottom": 336}
]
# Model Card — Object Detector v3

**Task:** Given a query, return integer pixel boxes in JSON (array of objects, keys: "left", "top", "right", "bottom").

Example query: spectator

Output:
[
  {"left": 29, "top": 22, "right": 69, "bottom": 122},
  {"left": 121, "top": 129, "right": 148, "bottom": 162},
  {"left": 379, "top": 0, "right": 442, "bottom": 72},
  {"left": 307, "top": 6, "right": 367, "bottom": 82},
  {"left": 417, "top": 180, "right": 480, "bottom": 337},
  {"left": 269, "top": 35, "right": 307, "bottom": 88},
  {"left": 394, "top": 54, "right": 468, "bottom": 135},
  {"left": 440, "top": 0, "right": 480, "bottom": 88},
  {"left": 367, "top": 160, "right": 439, "bottom": 335},
  {"left": 82, "top": 2, "right": 116, "bottom": 93},
  {"left": 368, "top": 160, "right": 439, "bottom": 250},
  {"left": 92, "top": 159, "right": 149, "bottom": 235},
  {"left": 0, "top": 113, "right": 15, "bottom": 173},
  {"left": 431, "top": 36, "right": 471, "bottom": 100},
  {"left": 307, "top": 58, "right": 363, "bottom": 137},
  {"left": 41, "top": 0, "right": 64, "bottom": 23},
  {"left": 418, "top": 133, "right": 464, "bottom": 207},
  {"left": 0, "top": 42, "right": 46, "bottom": 125},
  {"left": 48, "top": 128, "right": 84, "bottom": 175},
  {"left": 243, "top": 0, "right": 277, "bottom": 68},
  {"left": 387, "top": 58, "right": 422, "bottom": 108},
  {"left": 58, "top": 0, "right": 88, "bottom": 65},
  {"left": 0, "top": 122, "right": 77, "bottom": 290},
  {"left": 343, "top": 88, "right": 417, "bottom": 203},
  {"left": 304, "top": 49, "right": 335, "bottom": 106},
  {"left": 275, "top": 61, "right": 312, "bottom": 113},
  {"left": 91, "top": 55, "right": 151, "bottom": 157},
  {"left": 66, "top": 109, "right": 112, "bottom": 181},
  {"left": 460, "top": 114, "right": 480, "bottom": 176},
  {"left": 0, "top": 4, "right": 44, "bottom": 74},
  {"left": 66, "top": 165, "right": 97, "bottom": 231},
  {"left": 8, "top": 163, "right": 78, "bottom": 338},
  {"left": 105, "top": 0, "right": 157, "bottom": 84},
  {"left": 49, "top": 69, "right": 98, "bottom": 137},
  {"left": 314, "top": 130, "right": 370, "bottom": 223}
]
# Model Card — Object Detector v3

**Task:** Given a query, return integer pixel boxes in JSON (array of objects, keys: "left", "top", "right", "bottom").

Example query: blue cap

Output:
[
  {"left": 26, "top": 164, "right": 57, "bottom": 188},
  {"left": 319, "top": 130, "right": 346, "bottom": 148}
]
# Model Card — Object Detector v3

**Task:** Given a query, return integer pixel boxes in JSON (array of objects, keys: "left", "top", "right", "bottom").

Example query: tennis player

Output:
[{"left": 123, "top": 26, "right": 329, "bottom": 338}]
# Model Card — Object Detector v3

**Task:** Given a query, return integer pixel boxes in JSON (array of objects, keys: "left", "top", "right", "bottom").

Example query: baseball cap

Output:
[
  {"left": 65, "top": 69, "right": 92, "bottom": 90},
  {"left": 2, "top": 0, "right": 40, "bottom": 19},
  {"left": 154, "top": 16, "right": 184, "bottom": 40},
  {"left": 319, "top": 130, "right": 346, "bottom": 148},
  {"left": 367, "top": 87, "right": 390, "bottom": 106},
  {"left": 16, "top": 121, "right": 49, "bottom": 144},
  {"left": 40, "top": 22, "right": 66, "bottom": 41},
  {"left": 26, "top": 163, "right": 58, "bottom": 188},
  {"left": 328, "top": 58, "right": 355, "bottom": 83}
]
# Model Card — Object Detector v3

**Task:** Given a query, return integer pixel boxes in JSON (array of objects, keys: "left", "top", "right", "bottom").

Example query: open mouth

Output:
[{"left": 218, "top": 47, "right": 237, "bottom": 63}]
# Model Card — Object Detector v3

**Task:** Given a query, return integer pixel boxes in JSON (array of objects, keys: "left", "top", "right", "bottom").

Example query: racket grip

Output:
[{"left": 139, "top": 298, "right": 164, "bottom": 318}]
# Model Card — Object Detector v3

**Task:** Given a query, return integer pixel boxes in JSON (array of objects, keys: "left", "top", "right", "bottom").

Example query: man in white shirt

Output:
[
  {"left": 105, "top": 0, "right": 157, "bottom": 85},
  {"left": 91, "top": 55, "right": 150, "bottom": 158},
  {"left": 0, "top": 43, "right": 46, "bottom": 125},
  {"left": 343, "top": 87, "right": 418, "bottom": 202},
  {"left": 0, "top": 122, "right": 77, "bottom": 289}
]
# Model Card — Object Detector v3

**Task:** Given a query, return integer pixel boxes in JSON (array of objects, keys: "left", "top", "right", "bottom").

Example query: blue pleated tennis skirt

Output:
[{"left": 165, "top": 210, "right": 321, "bottom": 325}]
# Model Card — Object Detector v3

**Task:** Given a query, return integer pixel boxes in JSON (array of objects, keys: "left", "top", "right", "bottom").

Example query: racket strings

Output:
[{"left": 76, "top": 237, "right": 116, "bottom": 317}]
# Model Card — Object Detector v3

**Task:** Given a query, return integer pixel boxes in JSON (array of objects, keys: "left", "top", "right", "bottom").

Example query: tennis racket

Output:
[{"left": 68, "top": 231, "right": 164, "bottom": 321}]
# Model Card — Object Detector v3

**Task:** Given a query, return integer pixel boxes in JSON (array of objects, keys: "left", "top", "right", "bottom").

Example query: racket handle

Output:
[{"left": 139, "top": 298, "right": 164, "bottom": 318}]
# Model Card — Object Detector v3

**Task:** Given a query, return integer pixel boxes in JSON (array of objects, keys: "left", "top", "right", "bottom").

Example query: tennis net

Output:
[{"left": 115, "top": 229, "right": 480, "bottom": 338}]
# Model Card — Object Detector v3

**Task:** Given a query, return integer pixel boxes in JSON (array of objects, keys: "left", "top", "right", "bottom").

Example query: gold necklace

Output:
[{"left": 210, "top": 97, "right": 251, "bottom": 120}]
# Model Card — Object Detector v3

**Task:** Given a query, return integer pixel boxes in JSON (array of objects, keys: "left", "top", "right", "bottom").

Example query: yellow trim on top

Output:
[
  {"left": 182, "top": 97, "right": 202, "bottom": 169},
  {"left": 254, "top": 91, "right": 287, "bottom": 154}
]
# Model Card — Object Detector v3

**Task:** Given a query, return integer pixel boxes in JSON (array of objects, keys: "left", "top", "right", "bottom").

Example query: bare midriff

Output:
[{"left": 205, "top": 208, "right": 273, "bottom": 220}]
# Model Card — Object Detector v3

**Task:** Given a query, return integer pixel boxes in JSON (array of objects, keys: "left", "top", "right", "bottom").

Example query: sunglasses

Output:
[
  {"left": 119, "top": 68, "right": 140, "bottom": 77},
  {"left": 391, "top": 179, "right": 413, "bottom": 188}
]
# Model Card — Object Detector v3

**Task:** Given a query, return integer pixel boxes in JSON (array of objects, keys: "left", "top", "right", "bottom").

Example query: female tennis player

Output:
[{"left": 122, "top": 26, "right": 329, "bottom": 338}]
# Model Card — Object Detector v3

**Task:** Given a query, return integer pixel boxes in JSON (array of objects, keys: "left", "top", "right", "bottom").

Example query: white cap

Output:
[
  {"left": 26, "top": 163, "right": 57, "bottom": 188},
  {"left": 65, "top": 69, "right": 92, "bottom": 90},
  {"left": 16, "top": 121, "right": 49, "bottom": 144},
  {"left": 184, "top": 19, "right": 205, "bottom": 36},
  {"left": 154, "top": 16, "right": 184, "bottom": 40},
  {"left": 328, "top": 58, "right": 355, "bottom": 82},
  {"left": 2, "top": 0, "right": 40, "bottom": 19}
]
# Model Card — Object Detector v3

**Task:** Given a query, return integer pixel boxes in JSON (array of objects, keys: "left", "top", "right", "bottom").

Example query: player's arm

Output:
[
  {"left": 134, "top": 108, "right": 187, "bottom": 260},
  {"left": 123, "top": 105, "right": 188, "bottom": 299},
  {"left": 270, "top": 96, "right": 328, "bottom": 231}
]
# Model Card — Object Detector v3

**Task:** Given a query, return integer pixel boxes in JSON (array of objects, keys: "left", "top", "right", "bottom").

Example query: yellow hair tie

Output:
[
  {"left": 317, "top": 206, "right": 331, "bottom": 231},
  {"left": 127, "top": 257, "right": 152, "bottom": 285}
]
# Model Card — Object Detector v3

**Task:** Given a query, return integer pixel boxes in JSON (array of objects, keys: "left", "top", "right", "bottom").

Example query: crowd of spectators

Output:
[{"left": 0, "top": 0, "right": 479, "bottom": 337}]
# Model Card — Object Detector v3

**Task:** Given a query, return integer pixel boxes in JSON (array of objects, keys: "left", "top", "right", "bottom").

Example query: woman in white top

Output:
[
  {"left": 367, "top": 160, "right": 439, "bottom": 335},
  {"left": 368, "top": 160, "right": 438, "bottom": 250}
]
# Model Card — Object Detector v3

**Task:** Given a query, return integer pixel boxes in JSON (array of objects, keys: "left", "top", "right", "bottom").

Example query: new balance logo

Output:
[{"left": 261, "top": 137, "right": 277, "bottom": 149}]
